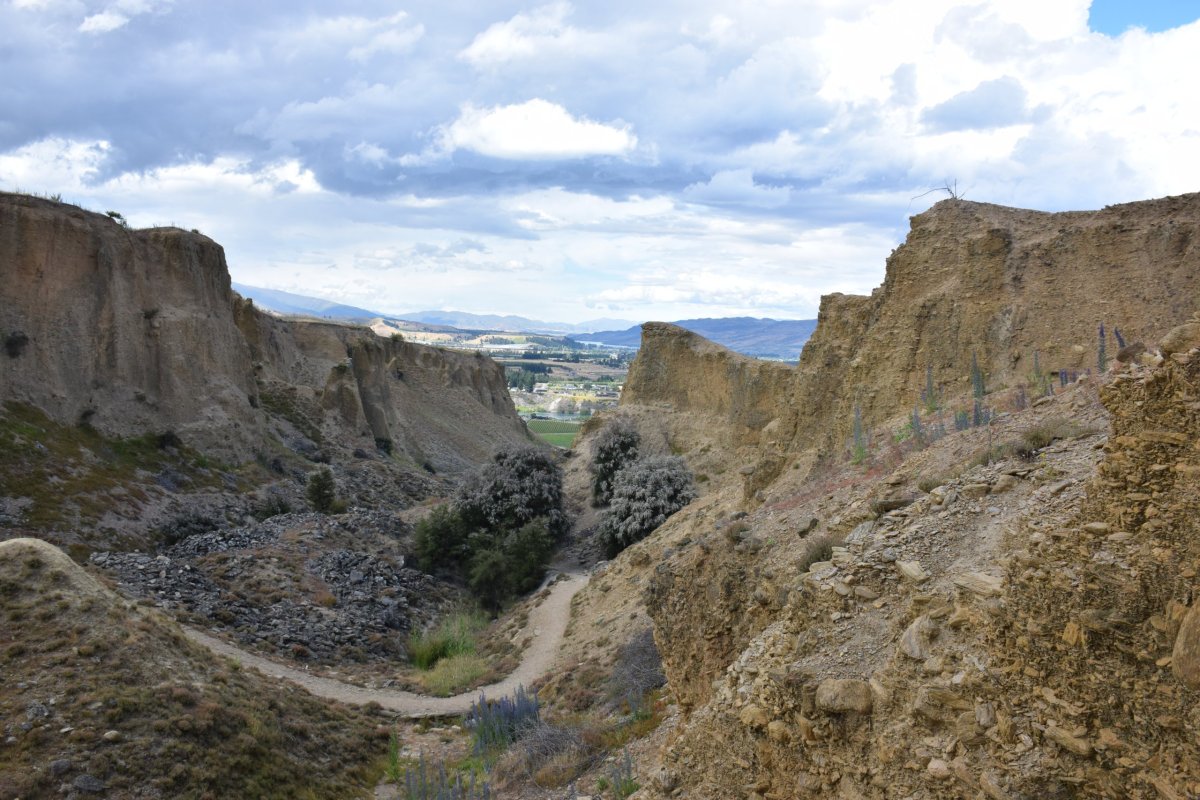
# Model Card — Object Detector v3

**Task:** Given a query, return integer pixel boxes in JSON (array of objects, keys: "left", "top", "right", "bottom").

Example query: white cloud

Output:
[
  {"left": 439, "top": 99, "right": 637, "bottom": 160},
  {"left": 684, "top": 169, "right": 791, "bottom": 209},
  {"left": 0, "top": 137, "right": 110, "bottom": 187},
  {"left": 459, "top": 2, "right": 578, "bottom": 66},
  {"left": 79, "top": 10, "right": 127, "bottom": 33}
]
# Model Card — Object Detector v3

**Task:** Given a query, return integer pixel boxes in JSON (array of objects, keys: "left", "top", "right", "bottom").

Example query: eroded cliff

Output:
[
  {"left": 616, "top": 195, "right": 1200, "bottom": 500},
  {"left": 569, "top": 193, "right": 1200, "bottom": 800},
  {"left": 0, "top": 193, "right": 530, "bottom": 545}
]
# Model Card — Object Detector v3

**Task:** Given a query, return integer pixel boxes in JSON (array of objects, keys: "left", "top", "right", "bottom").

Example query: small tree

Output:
[
  {"left": 599, "top": 456, "right": 696, "bottom": 557},
  {"left": 591, "top": 418, "right": 641, "bottom": 506},
  {"left": 1098, "top": 323, "right": 1108, "bottom": 372},
  {"left": 414, "top": 505, "right": 473, "bottom": 573},
  {"left": 306, "top": 467, "right": 340, "bottom": 514},
  {"left": 970, "top": 352, "right": 986, "bottom": 399}
]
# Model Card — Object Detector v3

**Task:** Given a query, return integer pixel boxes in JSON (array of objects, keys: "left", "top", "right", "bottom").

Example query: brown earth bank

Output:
[
  {"left": 0, "top": 192, "right": 532, "bottom": 551},
  {"left": 554, "top": 195, "right": 1200, "bottom": 799}
]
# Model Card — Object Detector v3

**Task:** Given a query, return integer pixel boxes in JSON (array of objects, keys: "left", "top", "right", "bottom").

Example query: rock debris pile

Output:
[{"left": 92, "top": 510, "right": 460, "bottom": 664}]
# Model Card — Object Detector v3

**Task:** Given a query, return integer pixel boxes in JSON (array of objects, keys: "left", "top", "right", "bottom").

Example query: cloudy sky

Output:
[{"left": 2, "top": 0, "right": 1198, "bottom": 324}]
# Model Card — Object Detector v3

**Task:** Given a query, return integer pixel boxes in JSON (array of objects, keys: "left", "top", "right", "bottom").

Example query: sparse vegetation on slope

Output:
[{"left": 0, "top": 538, "right": 381, "bottom": 799}]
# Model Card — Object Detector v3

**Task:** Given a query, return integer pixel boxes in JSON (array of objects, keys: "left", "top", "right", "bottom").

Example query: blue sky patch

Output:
[{"left": 1089, "top": 0, "right": 1200, "bottom": 36}]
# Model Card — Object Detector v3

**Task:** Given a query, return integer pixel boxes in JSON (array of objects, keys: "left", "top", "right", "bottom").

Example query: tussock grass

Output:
[
  {"left": 408, "top": 609, "right": 488, "bottom": 670},
  {"left": 417, "top": 653, "right": 489, "bottom": 697}
]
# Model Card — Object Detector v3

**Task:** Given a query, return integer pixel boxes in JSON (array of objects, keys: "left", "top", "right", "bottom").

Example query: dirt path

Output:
[{"left": 183, "top": 571, "right": 589, "bottom": 717}]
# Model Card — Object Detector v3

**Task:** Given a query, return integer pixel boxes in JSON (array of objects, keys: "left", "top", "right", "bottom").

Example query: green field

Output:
[{"left": 526, "top": 419, "right": 581, "bottom": 448}]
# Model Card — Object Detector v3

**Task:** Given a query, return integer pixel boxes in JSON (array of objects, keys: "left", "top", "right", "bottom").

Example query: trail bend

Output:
[{"left": 183, "top": 571, "right": 588, "bottom": 717}]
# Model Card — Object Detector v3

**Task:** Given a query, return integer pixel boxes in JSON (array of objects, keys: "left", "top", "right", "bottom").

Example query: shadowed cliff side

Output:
[{"left": 232, "top": 303, "right": 528, "bottom": 474}]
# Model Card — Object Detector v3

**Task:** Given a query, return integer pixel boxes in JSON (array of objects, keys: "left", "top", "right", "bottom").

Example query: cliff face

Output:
[
  {"left": 617, "top": 195, "right": 1200, "bottom": 494},
  {"left": 0, "top": 193, "right": 527, "bottom": 471},
  {"left": 789, "top": 195, "right": 1200, "bottom": 460},
  {"left": 576, "top": 194, "right": 1200, "bottom": 799},
  {"left": 639, "top": 344, "right": 1200, "bottom": 800},
  {"left": 0, "top": 195, "right": 261, "bottom": 457},
  {"left": 233, "top": 304, "right": 525, "bottom": 473}
]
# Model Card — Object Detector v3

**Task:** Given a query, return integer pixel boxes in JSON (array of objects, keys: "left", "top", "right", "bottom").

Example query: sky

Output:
[{"left": 2, "top": 1, "right": 1198, "bottom": 324}]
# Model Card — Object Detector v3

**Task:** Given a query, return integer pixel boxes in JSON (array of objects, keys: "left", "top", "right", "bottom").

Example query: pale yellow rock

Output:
[
  {"left": 814, "top": 679, "right": 873, "bottom": 714},
  {"left": 1045, "top": 725, "right": 1093, "bottom": 756},
  {"left": 766, "top": 719, "right": 792, "bottom": 743},
  {"left": 992, "top": 474, "right": 1018, "bottom": 493},
  {"left": 738, "top": 704, "right": 769, "bottom": 729},
  {"left": 1172, "top": 602, "right": 1200, "bottom": 689},
  {"left": 898, "top": 614, "right": 937, "bottom": 660},
  {"left": 1160, "top": 321, "right": 1200, "bottom": 355},
  {"left": 952, "top": 572, "right": 1004, "bottom": 597},
  {"left": 896, "top": 561, "right": 929, "bottom": 582}
]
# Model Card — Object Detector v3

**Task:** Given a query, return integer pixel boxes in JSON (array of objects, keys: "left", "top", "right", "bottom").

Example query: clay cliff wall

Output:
[
  {"left": 617, "top": 194, "right": 1200, "bottom": 494},
  {"left": 0, "top": 193, "right": 527, "bottom": 470}
]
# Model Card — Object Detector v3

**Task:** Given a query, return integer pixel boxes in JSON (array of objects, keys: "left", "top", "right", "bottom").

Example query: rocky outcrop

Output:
[
  {"left": 616, "top": 195, "right": 1200, "bottom": 495},
  {"left": 638, "top": 350, "right": 1200, "bottom": 799},
  {"left": 0, "top": 192, "right": 528, "bottom": 471},
  {"left": 0, "top": 195, "right": 260, "bottom": 457},
  {"left": 790, "top": 196, "right": 1200, "bottom": 461}
]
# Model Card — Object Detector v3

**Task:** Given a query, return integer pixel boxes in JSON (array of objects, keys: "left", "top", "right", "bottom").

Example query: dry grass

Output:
[
  {"left": 0, "top": 402, "right": 261, "bottom": 549},
  {"left": 417, "top": 653, "right": 490, "bottom": 696},
  {"left": 0, "top": 539, "right": 383, "bottom": 799},
  {"left": 798, "top": 532, "right": 843, "bottom": 571}
]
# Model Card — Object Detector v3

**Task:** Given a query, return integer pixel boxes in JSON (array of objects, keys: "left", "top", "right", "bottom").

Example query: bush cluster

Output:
[
  {"left": 415, "top": 445, "right": 566, "bottom": 608},
  {"left": 590, "top": 419, "right": 640, "bottom": 506},
  {"left": 598, "top": 455, "right": 695, "bottom": 558}
]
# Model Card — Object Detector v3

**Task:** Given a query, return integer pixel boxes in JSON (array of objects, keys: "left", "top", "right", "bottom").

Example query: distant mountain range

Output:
[
  {"left": 232, "top": 283, "right": 382, "bottom": 320},
  {"left": 400, "top": 310, "right": 634, "bottom": 335},
  {"left": 231, "top": 282, "right": 815, "bottom": 359},
  {"left": 231, "top": 283, "right": 631, "bottom": 334},
  {"left": 571, "top": 317, "right": 818, "bottom": 360}
]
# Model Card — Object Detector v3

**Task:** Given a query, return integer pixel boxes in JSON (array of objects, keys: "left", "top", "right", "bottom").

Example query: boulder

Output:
[
  {"left": 1172, "top": 602, "right": 1200, "bottom": 689},
  {"left": 815, "top": 679, "right": 873, "bottom": 714}
]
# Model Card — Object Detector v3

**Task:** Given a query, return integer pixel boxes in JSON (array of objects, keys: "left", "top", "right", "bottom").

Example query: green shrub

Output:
[
  {"left": 305, "top": 467, "right": 341, "bottom": 513},
  {"left": 591, "top": 419, "right": 640, "bottom": 506},
  {"left": 455, "top": 445, "right": 568, "bottom": 538},
  {"left": 599, "top": 456, "right": 695, "bottom": 557},
  {"left": 413, "top": 505, "right": 473, "bottom": 574},
  {"left": 417, "top": 445, "right": 568, "bottom": 608}
]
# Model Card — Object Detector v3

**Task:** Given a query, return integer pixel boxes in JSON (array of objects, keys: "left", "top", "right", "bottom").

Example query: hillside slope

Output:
[
  {"left": 563, "top": 193, "right": 1200, "bottom": 800},
  {"left": 0, "top": 537, "right": 383, "bottom": 799},
  {"left": 0, "top": 193, "right": 531, "bottom": 548}
]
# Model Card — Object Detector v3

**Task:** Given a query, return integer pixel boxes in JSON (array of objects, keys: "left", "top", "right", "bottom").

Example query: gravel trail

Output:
[{"left": 183, "top": 571, "right": 589, "bottom": 717}]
